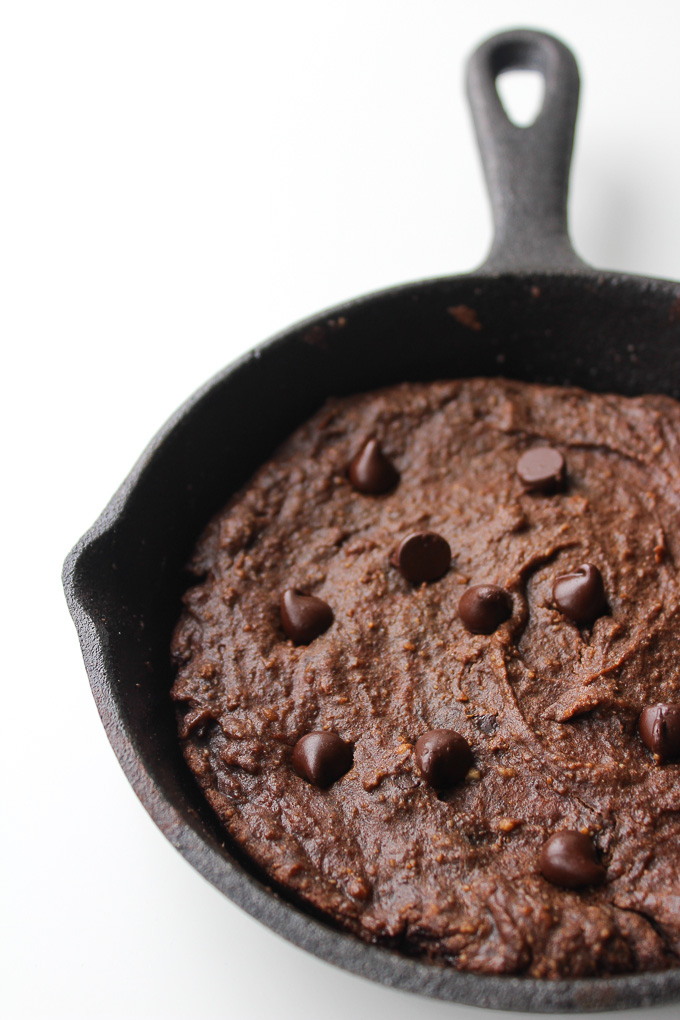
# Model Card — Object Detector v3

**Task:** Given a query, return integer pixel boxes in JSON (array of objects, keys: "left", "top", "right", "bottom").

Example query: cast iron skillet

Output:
[{"left": 63, "top": 29, "right": 680, "bottom": 1013}]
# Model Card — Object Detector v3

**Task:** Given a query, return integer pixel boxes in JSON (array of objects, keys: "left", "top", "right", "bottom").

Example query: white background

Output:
[{"left": 3, "top": 2, "right": 680, "bottom": 1018}]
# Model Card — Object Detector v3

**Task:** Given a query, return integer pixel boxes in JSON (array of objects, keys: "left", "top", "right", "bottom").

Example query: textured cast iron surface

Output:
[{"left": 64, "top": 29, "right": 680, "bottom": 1013}]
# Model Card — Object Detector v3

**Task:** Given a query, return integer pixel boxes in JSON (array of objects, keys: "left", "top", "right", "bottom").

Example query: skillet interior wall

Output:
[{"left": 75, "top": 268, "right": 680, "bottom": 889}]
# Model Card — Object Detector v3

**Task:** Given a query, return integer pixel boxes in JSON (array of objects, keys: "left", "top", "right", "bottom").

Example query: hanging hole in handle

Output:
[{"left": 495, "top": 69, "right": 545, "bottom": 128}]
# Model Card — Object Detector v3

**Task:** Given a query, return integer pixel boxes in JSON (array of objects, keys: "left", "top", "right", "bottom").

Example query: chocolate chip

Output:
[
  {"left": 393, "top": 531, "right": 451, "bottom": 583},
  {"left": 552, "top": 563, "right": 607, "bottom": 625},
  {"left": 459, "top": 584, "right": 512, "bottom": 634},
  {"left": 280, "top": 589, "right": 333, "bottom": 644},
  {"left": 639, "top": 703, "right": 680, "bottom": 761},
  {"left": 292, "top": 731, "right": 353, "bottom": 787},
  {"left": 539, "top": 830, "right": 606, "bottom": 888},
  {"left": 348, "top": 439, "right": 399, "bottom": 495},
  {"left": 415, "top": 729, "right": 473, "bottom": 789},
  {"left": 476, "top": 714, "right": 498, "bottom": 735},
  {"left": 517, "top": 447, "right": 565, "bottom": 493}
]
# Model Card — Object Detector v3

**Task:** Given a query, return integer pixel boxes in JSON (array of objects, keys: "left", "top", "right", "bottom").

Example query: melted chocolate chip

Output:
[
  {"left": 553, "top": 563, "right": 607, "bottom": 625},
  {"left": 348, "top": 439, "right": 399, "bottom": 495},
  {"left": 517, "top": 447, "right": 565, "bottom": 493},
  {"left": 415, "top": 729, "right": 473, "bottom": 789},
  {"left": 393, "top": 531, "right": 451, "bottom": 583},
  {"left": 280, "top": 589, "right": 333, "bottom": 644},
  {"left": 539, "top": 830, "right": 606, "bottom": 888},
  {"left": 639, "top": 703, "right": 680, "bottom": 761},
  {"left": 292, "top": 731, "right": 353, "bottom": 787},
  {"left": 459, "top": 584, "right": 512, "bottom": 634}
]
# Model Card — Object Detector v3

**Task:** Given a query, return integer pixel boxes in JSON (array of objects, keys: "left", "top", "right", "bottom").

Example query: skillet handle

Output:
[{"left": 467, "top": 29, "right": 588, "bottom": 273}]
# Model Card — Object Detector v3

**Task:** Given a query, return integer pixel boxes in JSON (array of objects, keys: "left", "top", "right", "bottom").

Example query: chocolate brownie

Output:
[{"left": 171, "top": 378, "right": 680, "bottom": 978}]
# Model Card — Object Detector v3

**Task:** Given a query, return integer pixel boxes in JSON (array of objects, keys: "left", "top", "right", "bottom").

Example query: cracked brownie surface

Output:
[{"left": 171, "top": 378, "right": 680, "bottom": 977}]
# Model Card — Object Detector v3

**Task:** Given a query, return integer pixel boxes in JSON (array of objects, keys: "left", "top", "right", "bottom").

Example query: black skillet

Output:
[{"left": 63, "top": 29, "right": 680, "bottom": 1013}]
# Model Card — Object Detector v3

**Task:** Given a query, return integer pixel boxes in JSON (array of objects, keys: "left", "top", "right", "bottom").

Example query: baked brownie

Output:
[{"left": 171, "top": 378, "right": 680, "bottom": 978}]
